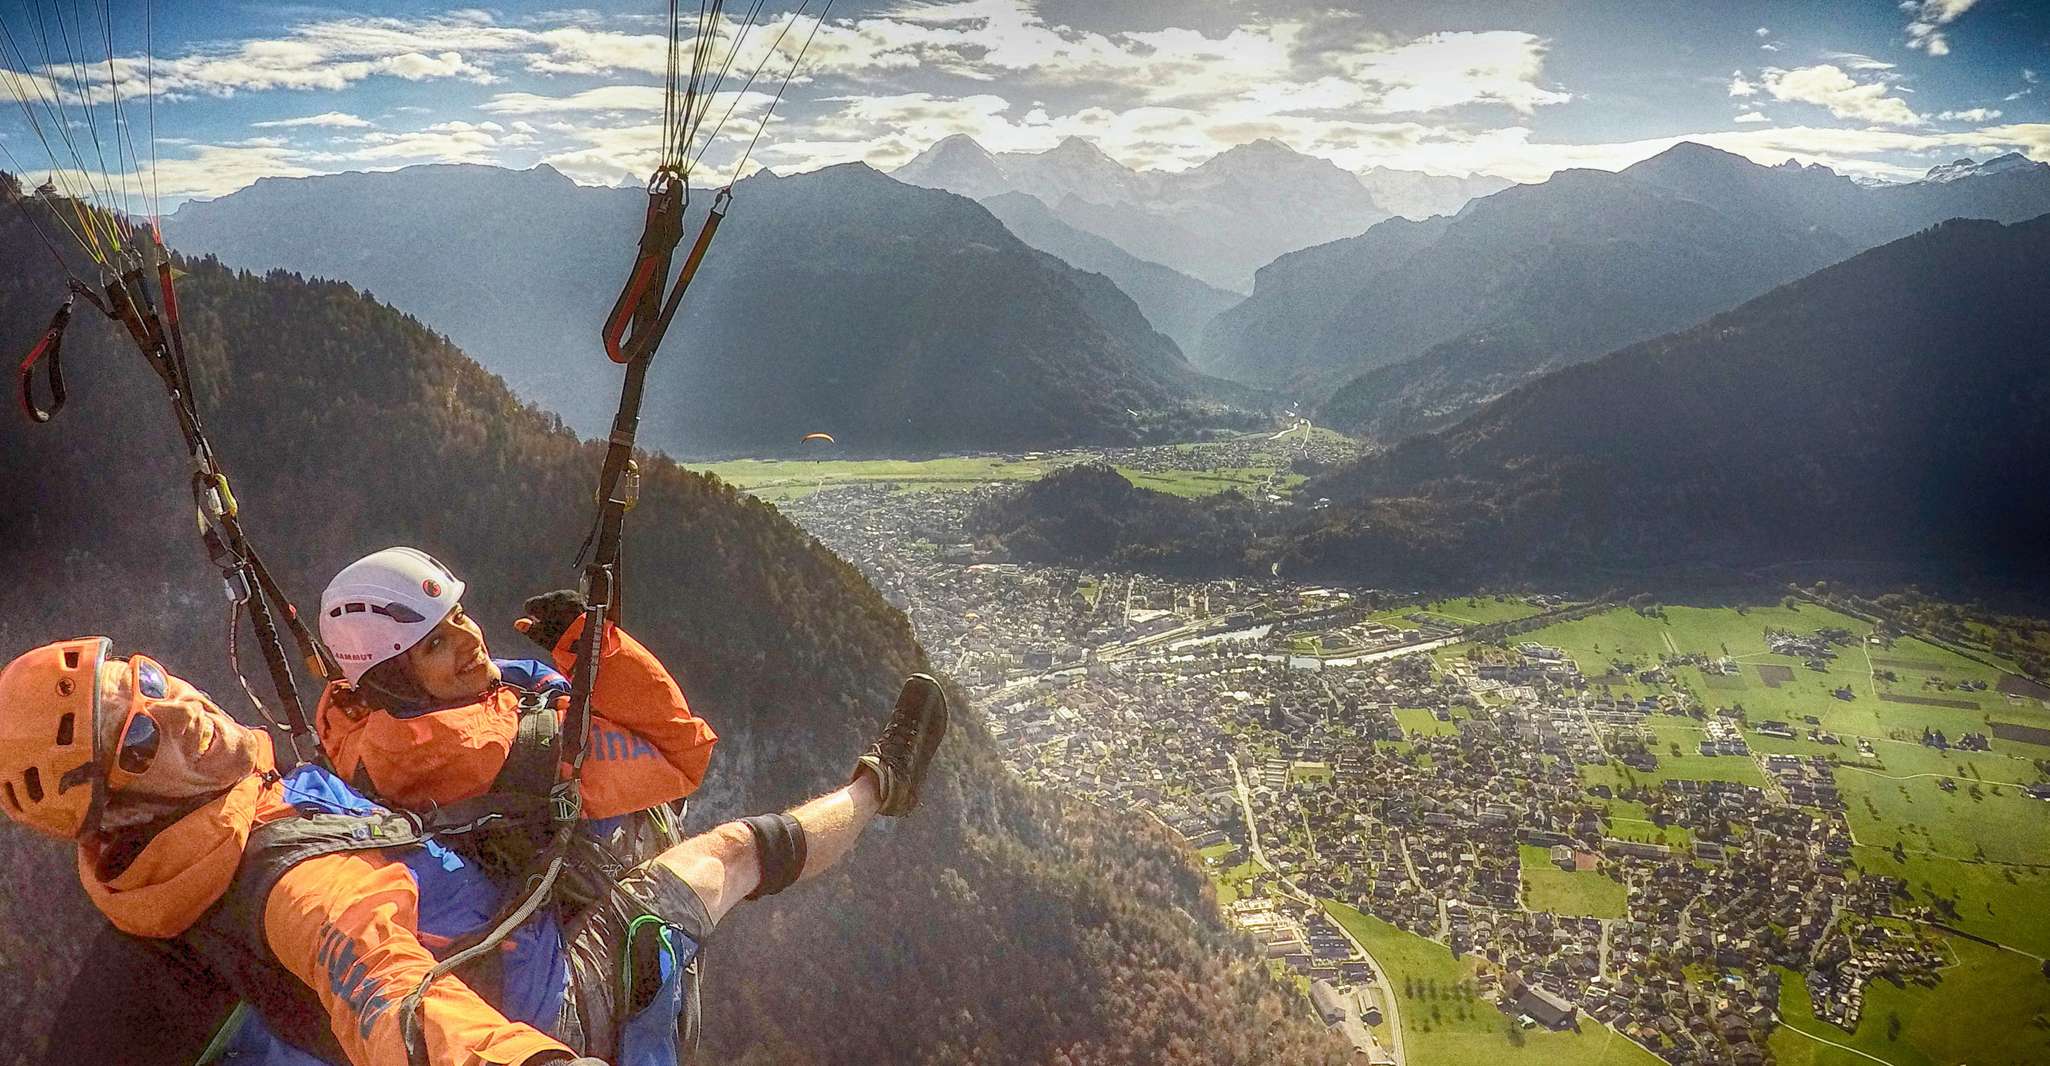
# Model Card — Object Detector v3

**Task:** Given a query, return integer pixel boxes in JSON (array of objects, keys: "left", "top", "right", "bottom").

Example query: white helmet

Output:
[{"left": 320, "top": 547, "right": 467, "bottom": 684}]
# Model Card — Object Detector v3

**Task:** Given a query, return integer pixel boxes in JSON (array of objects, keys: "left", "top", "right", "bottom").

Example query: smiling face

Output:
[
  {"left": 94, "top": 657, "right": 268, "bottom": 831},
  {"left": 400, "top": 602, "right": 500, "bottom": 702}
]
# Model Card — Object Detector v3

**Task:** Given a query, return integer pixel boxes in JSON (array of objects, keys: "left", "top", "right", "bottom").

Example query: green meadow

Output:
[
  {"left": 1518, "top": 845, "right": 1630, "bottom": 919},
  {"left": 1322, "top": 903, "right": 1663, "bottom": 1066},
  {"left": 1768, "top": 940, "right": 2050, "bottom": 1066}
]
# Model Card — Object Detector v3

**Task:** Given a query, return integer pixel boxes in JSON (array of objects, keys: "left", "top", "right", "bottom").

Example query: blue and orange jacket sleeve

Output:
[
  {"left": 550, "top": 617, "right": 718, "bottom": 820},
  {"left": 263, "top": 850, "right": 569, "bottom": 1066}
]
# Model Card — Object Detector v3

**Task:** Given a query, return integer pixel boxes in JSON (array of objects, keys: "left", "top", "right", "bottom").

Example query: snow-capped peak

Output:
[{"left": 1922, "top": 152, "right": 2046, "bottom": 184}]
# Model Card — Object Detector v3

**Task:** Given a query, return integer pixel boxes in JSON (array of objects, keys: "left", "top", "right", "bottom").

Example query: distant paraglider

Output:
[{"left": 802, "top": 431, "right": 836, "bottom": 494}]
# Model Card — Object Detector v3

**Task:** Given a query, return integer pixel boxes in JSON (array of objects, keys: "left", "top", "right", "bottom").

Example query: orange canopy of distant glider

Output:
[{"left": 801, "top": 432, "right": 835, "bottom": 444}]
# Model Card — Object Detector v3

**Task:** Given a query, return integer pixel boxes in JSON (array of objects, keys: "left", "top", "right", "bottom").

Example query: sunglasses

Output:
[{"left": 103, "top": 655, "right": 170, "bottom": 791}]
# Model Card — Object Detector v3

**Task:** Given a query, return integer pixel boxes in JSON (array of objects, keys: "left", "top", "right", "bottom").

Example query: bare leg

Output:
[{"left": 658, "top": 770, "right": 882, "bottom": 927}]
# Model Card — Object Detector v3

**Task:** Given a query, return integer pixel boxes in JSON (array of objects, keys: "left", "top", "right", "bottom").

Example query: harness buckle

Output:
[{"left": 549, "top": 779, "right": 582, "bottom": 827}]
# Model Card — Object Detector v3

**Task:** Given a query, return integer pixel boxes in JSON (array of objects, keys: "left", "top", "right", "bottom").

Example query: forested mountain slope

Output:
[
  {"left": 1276, "top": 215, "right": 2050, "bottom": 590},
  {"left": 0, "top": 201, "right": 1348, "bottom": 1066},
  {"left": 164, "top": 162, "right": 1249, "bottom": 455}
]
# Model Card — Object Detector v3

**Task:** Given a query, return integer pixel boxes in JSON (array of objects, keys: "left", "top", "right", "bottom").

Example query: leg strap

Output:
[{"left": 740, "top": 813, "right": 807, "bottom": 900}]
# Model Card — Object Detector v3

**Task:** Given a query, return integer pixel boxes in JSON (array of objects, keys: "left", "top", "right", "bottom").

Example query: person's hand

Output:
[{"left": 514, "top": 590, "right": 588, "bottom": 652}]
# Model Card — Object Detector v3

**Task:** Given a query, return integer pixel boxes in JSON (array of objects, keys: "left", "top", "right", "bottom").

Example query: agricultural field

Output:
[
  {"left": 1323, "top": 903, "right": 1663, "bottom": 1066},
  {"left": 698, "top": 434, "right": 1327, "bottom": 502},
  {"left": 1836, "top": 764, "right": 2050, "bottom": 866},
  {"left": 1119, "top": 466, "right": 1300, "bottom": 498},
  {"left": 695, "top": 455, "right": 1070, "bottom": 501},
  {"left": 1599, "top": 799, "right": 1696, "bottom": 848},
  {"left": 1849, "top": 845, "right": 2050, "bottom": 956},
  {"left": 1376, "top": 595, "right": 1549, "bottom": 629},
  {"left": 1768, "top": 940, "right": 2050, "bottom": 1066},
  {"left": 1519, "top": 604, "right": 1869, "bottom": 678},
  {"left": 1506, "top": 605, "right": 2050, "bottom": 827},
  {"left": 1581, "top": 735, "right": 1768, "bottom": 791},
  {"left": 1518, "top": 845, "right": 1629, "bottom": 919},
  {"left": 1396, "top": 706, "right": 1465, "bottom": 737}
]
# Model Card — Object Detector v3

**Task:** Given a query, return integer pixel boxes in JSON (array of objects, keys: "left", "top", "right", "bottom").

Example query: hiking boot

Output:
[{"left": 855, "top": 674, "right": 948, "bottom": 816}]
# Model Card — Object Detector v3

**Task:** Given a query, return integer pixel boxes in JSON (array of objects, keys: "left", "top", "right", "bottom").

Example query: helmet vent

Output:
[
  {"left": 62, "top": 648, "right": 80, "bottom": 670},
  {"left": 373, "top": 602, "right": 426, "bottom": 624},
  {"left": 56, "top": 713, "right": 74, "bottom": 746},
  {"left": 22, "top": 768, "right": 43, "bottom": 803},
  {"left": 2, "top": 781, "right": 16, "bottom": 812}
]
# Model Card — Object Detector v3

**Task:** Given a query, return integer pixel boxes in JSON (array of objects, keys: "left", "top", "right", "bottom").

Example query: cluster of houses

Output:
[{"left": 786, "top": 485, "right": 2000, "bottom": 1066}]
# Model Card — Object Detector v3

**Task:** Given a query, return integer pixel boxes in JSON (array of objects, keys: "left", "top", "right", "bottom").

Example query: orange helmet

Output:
[{"left": 0, "top": 637, "right": 115, "bottom": 840}]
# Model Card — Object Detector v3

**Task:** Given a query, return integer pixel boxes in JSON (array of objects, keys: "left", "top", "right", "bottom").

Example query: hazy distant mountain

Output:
[
  {"left": 995, "top": 136, "right": 1150, "bottom": 208},
  {"left": 1201, "top": 142, "right": 2050, "bottom": 439},
  {"left": 891, "top": 135, "right": 1391, "bottom": 291},
  {"left": 1205, "top": 147, "right": 1854, "bottom": 396},
  {"left": 980, "top": 190, "right": 1239, "bottom": 355},
  {"left": 167, "top": 162, "right": 1249, "bottom": 454},
  {"left": 1276, "top": 214, "right": 2050, "bottom": 590},
  {"left": 1921, "top": 151, "right": 2045, "bottom": 184},
  {"left": 889, "top": 133, "right": 1013, "bottom": 199},
  {"left": 1356, "top": 166, "right": 1514, "bottom": 219}
]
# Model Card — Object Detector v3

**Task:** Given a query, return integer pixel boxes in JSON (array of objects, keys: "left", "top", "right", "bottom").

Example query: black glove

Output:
[{"left": 516, "top": 589, "right": 588, "bottom": 653}]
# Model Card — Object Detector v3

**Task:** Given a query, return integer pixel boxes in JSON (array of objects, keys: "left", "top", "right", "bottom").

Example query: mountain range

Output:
[
  {"left": 0, "top": 197, "right": 1353, "bottom": 1065},
  {"left": 1198, "top": 142, "right": 2050, "bottom": 440},
  {"left": 891, "top": 135, "right": 1507, "bottom": 292},
  {"left": 1276, "top": 213, "right": 2050, "bottom": 589},
  {"left": 165, "top": 162, "right": 1252, "bottom": 455}
]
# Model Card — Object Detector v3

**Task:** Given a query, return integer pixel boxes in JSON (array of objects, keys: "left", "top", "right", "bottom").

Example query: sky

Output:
[{"left": 0, "top": 0, "right": 2046, "bottom": 207}]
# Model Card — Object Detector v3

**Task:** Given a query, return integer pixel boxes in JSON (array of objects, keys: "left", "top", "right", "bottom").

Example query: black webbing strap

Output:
[{"left": 493, "top": 690, "right": 563, "bottom": 799}]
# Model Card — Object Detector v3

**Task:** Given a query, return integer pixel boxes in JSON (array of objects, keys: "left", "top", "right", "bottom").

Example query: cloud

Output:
[
  {"left": 1904, "top": 0, "right": 1980, "bottom": 56},
  {"left": 1819, "top": 52, "right": 1896, "bottom": 72},
  {"left": 1734, "top": 111, "right": 1768, "bottom": 123},
  {"left": 1340, "top": 31, "right": 1571, "bottom": 115},
  {"left": 1729, "top": 73, "right": 1757, "bottom": 97},
  {"left": 480, "top": 86, "right": 671, "bottom": 114},
  {"left": 1762, "top": 64, "right": 1922, "bottom": 126},
  {"left": 1935, "top": 108, "right": 2000, "bottom": 122},
  {"left": 323, "top": 124, "right": 503, "bottom": 164},
  {"left": 250, "top": 111, "right": 374, "bottom": 129},
  {"left": 1755, "top": 27, "right": 1770, "bottom": 37}
]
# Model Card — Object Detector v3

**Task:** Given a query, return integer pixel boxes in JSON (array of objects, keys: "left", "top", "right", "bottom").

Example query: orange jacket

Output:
[
  {"left": 317, "top": 619, "right": 716, "bottom": 818},
  {"left": 79, "top": 738, "right": 568, "bottom": 1066}
]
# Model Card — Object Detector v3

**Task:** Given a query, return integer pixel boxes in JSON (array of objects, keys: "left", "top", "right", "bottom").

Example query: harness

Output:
[
  {"left": 169, "top": 804, "right": 439, "bottom": 1061},
  {"left": 164, "top": 766, "right": 695, "bottom": 1065}
]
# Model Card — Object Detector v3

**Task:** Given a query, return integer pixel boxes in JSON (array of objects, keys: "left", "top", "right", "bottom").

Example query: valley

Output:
[{"left": 758, "top": 451, "right": 2050, "bottom": 1066}]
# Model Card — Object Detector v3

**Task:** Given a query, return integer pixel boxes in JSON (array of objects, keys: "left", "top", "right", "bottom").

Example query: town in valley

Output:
[{"left": 723, "top": 445, "right": 2050, "bottom": 1066}]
